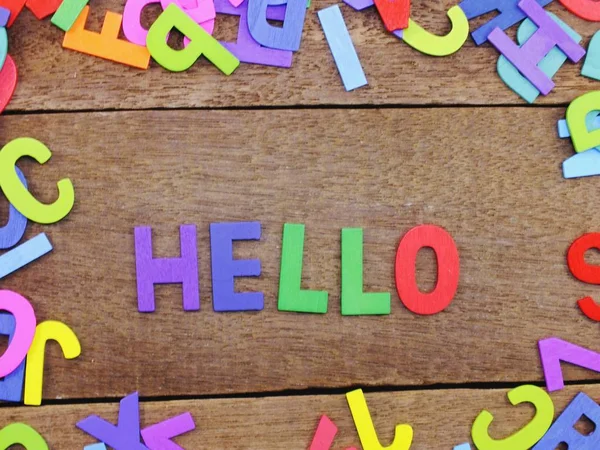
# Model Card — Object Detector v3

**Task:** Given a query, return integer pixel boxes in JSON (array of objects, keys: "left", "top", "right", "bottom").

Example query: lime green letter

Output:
[
  {"left": 0, "top": 138, "right": 75, "bottom": 224},
  {"left": 403, "top": 5, "right": 469, "bottom": 56},
  {"left": 566, "top": 90, "right": 600, "bottom": 152},
  {"left": 471, "top": 385, "right": 554, "bottom": 450},
  {"left": 147, "top": 3, "right": 239, "bottom": 74},
  {"left": 0, "top": 423, "right": 49, "bottom": 450}
]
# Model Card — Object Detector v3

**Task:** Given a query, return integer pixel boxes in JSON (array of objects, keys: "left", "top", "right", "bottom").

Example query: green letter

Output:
[
  {"left": 146, "top": 3, "right": 239, "bottom": 74},
  {"left": 341, "top": 228, "right": 390, "bottom": 315},
  {"left": 278, "top": 224, "right": 328, "bottom": 313}
]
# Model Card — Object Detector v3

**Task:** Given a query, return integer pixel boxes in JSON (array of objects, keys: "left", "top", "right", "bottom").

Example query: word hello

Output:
[{"left": 134, "top": 222, "right": 460, "bottom": 316}]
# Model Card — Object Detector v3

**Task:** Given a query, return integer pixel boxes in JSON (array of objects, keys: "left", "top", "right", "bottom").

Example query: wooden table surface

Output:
[{"left": 2, "top": 0, "right": 600, "bottom": 448}]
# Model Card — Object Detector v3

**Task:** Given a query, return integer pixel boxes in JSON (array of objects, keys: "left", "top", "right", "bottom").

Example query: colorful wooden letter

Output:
[
  {"left": 318, "top": 5, "right": 368, "bottom": 91},
  {"left": 488, "top": 0, "right": 586, "bottom": 96},
  {"left": 309, "top": 415, "right": 358, "bottom": 450},
  {"left": 278, "top": 224, "right": 328, "bottom": 314},
  {"left": 0, "top": 166, "right": 27, "bottom": 249},
  {"left": 582, "top": 31, "right": 600, "bottom": 80},
  {"left": 25, "top": 0, "right": 61, "bottom": 19},
  {"left": 84, "top": 444, "right": 108, "bottom": 450},
  {"left": 0, "top": 313, "right": 26, "bottom": 402},
  {"left": 538, "top": 337, "right": 600, "bottom": 392},
  {"left": 147, "top": 4, "right": 239, "bottom": 73},
  {"left": 0, "top": 0, "right": 24, "bottom": 27},
  {"left": 558, "top": 0, "right": 600, "bottom": 21},
  {"left": 134, "top": 225, "right": 200, "bottom": 312},
  {"left": 566, "top": 91, "right": 600, "bottom": 152},
  {"left": 51, "top": 0, "right": 89, "bottom": 31},
  {"left": 402, "top": 5, "right": 469, "bottom": 56},
  {"left": 210, "top": 221, "right": 263, "bottom": 312},
  {"left": 0, "top": 290, "right": 36, "bottom": 378},
  {"left": 471, "top": 385, "right": 554, "bottom": 449},
  {"left": 0, "top": 138, "right": 75, "bottom": 224},
  {"left": 0, "top": 233, "right": 53, "bottom": 280},
  {"left": 0, "top": 20, "right": 6, "bottom": 70},
  {"left": 567, "top": 233, "right": 600, "bottom": 319},
  {"left": 532, "top": 392, "right": 600, "bottom": 449},
  {"left": 346, "top": 389, "right": 413, "bottom": 450},
  {"left": 0, "top": 54, "right": 16, "bottom": 114},
  {"left": 247, "top": 0, "right": 307, "bottom": 51},
  {"left": 141, "top": 412, "right": 195, "bottom": 450},
  {"left": 63, "top": 6, "right": 151, "bottom": 69},
  {"left": 341, "top": 228, "right": 390, "bottom": 315},
  {"left": 123, "top": 0, "right": 161, "bottom": 45},
  {"left": 24, "top": 320, "right": 81, "bottom": 406},
  {"left": 214, "top": 0, "right": 293, "bottom": 68},
  {"left": 563, "top": 150, "right": 600, "bottom": 179},
  {"left": 161, "top": 0, "right": 215, "bottom": 33},
  {"left": 458, "top": 0, "right": 552, "bottom": 45},
  {"left": 395, "top": 225, "right": 459, "bottom": 315},
  {"left": 373, "top": 0, "right": 409, "bottom": 32},
  {"left": 497, "top": 13, "right": 581, "bottom": 103},
  {"left": 0, "top": 6, "right": 10, "bottom": 26},
  {"left": 0, "top": 423, "right": 48, "bottom": 449},
  {"left": 77, "top": 392, "right": 148, "bottom": 450}
]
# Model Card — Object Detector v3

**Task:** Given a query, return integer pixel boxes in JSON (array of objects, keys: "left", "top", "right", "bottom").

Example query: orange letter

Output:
[{"left": 63, "top": 6, "right": 150, "bottom": 69}]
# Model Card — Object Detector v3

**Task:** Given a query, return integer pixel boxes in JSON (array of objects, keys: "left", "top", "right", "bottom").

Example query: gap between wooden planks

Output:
[
  {"left": 5, "top": 0, "right": 600, "bottom": 111},
  {"left": 0, "top": 107, "right": 599, "bottom": 401},
  {"left": 0, "top": 384, "right": 598, "bottom": 449}
]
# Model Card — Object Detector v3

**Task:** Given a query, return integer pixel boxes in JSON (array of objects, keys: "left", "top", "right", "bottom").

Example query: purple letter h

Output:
[
  {"left": 134, "top": 225, "right": 200, "bottom": 312},
  {"left": 488, "top": 0, "right": 585, "bottom": 95}
]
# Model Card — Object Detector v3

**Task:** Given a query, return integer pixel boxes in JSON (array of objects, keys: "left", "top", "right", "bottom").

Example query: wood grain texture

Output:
[
  {"left": 0, "top": 384, "right": 598, "bottom": 449},
  {"left": 5, "top": 0, "right": 600, "bottom": 111},
  {"left": 0, "top": 107, "right": 599, "bottom": 400}
]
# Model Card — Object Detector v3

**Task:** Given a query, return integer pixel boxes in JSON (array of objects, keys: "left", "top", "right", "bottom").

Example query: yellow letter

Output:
[
  {"left": 346, "top": 389, "right": 413, "bottom": 450},
  {"left": 0, "top": 138, "right": 75, "bottom": 225},
  {"left": 471, "top": 385, "right": 554, "bottom": 450},
  {"left": 402, "top": 5, "right": 469, "bottom": 56},
  {"left": 24, "top": 320, "right": 81, "bottom": 406}
]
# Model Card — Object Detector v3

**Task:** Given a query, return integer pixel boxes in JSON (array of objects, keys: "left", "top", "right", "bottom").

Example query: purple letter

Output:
[
  {"left": 212, "top": 0, "right": 293, "bottom": 67},
  {"left": 488, "top": 0, "right": 585, "bottom": 95},
  {"left": 210, "top": 222, "right": 263, "bottom": 312},
  {"left": 141, "top": 412, "right": 195, "bottom": 450},
  {"left": 458, "top": 0, "right": 552, "bottom": 45},
  {"left": 77, "top": 392, "right": 148, "bottom": 450},
  {"left": 134, "top": 225, "right": 199, "bottom": 312},
  {"left": 538, "top": 337, "right": 600, "bottom": 392}
]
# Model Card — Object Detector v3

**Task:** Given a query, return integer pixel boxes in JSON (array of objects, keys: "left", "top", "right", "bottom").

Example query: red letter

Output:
[
  {"left": 395, "top": 224, "right": 459, "bottom": 315},
  {"left": 567, "top": 233, "right": 600, "bottom": 321},
  {"left": 373, "top": 0, "right": 410, "bottom": 32},
  {"left": 558, "top": 0, "right": 600, "bottom": 21}
]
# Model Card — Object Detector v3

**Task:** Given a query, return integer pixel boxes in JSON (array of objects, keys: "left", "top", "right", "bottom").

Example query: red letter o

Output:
[{"left": 395, "top": 225, "right": 459, "bottom": 315}]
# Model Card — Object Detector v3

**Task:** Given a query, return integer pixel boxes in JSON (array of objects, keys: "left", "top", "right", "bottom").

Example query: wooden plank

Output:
[
  {"left": 5, "top": 1, "right": 600, "bottom": 111},
  {"left": 0, "top": 384, "right": 598, "bottom": 449},
  {"left": 0, "top": 107, "right": 598, "bottom": 401}
]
